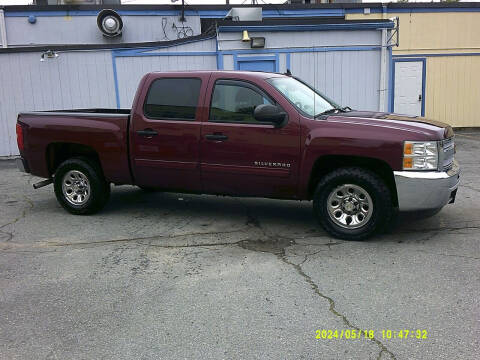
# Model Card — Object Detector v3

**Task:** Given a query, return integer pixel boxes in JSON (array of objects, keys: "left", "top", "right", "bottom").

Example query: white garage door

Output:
[{"left": 394, "top": 61, "right": 424, "bottom": 117}]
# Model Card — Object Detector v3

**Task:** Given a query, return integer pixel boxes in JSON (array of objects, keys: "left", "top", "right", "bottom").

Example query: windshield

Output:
[{"left": 266, "top": 77, "right": 338, "bottom": 117}]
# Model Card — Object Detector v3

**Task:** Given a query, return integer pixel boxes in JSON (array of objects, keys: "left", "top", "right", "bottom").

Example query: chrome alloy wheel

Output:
[
  {"left": 326, "top": 184, "right": 373, "bottom": 229},
  {"left": 61, "top": 170, "right": 91, "bottom": 206}
]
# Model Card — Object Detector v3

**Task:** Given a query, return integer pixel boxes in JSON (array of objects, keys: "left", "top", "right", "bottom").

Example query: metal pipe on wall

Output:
[{"left": 379, "top": 5, "right": 388, "bottom": 112}]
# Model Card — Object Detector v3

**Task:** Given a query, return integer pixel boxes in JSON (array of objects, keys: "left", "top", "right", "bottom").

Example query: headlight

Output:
[{"left": 403, "top": 141, "right": 438, "bottom": 170}]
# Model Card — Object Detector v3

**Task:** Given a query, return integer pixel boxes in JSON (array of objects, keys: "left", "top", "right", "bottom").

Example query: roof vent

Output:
[{"left": 224, "top": 7, "right": 262, "bottom": 22}]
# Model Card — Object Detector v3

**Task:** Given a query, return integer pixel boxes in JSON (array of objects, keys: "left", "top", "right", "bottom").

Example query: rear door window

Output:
[{"left": 144, "top": 78, "right": 201, "bottom": 120}]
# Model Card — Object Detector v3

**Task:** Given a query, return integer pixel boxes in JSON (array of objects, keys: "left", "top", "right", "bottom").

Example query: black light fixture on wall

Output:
[{"left": 250, "top": 37, "right": 265, "bottom": 48}]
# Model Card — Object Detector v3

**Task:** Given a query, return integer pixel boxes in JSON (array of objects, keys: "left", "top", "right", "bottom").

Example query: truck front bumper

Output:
[{"left": 393, "top": 160, "right": 460, "bottom": 211}]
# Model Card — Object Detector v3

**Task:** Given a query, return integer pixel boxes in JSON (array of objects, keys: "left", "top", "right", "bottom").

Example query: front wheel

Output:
[
  {"left": 313, "top": 167, "right": 393, "bottom": 241},
  {"left": 54, "top": 158, "right": 110, "bottom": 215}
]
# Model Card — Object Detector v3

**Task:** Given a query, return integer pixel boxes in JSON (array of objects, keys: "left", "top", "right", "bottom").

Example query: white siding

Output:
[
  {"left": 290, "top": 50, "right": 381, "bottom": 111},
  {"left": 5, "top": 15, "right": 201, "bottom": 46},
  {"left": 0, "top": 38, "right": 218, "bottom": 156},
  {"left": 218, "top": 30, "right": 382, "bottom": 51},
  {"left": 116, "top": 54, "right": 217, "bottom": 108},
  {"left": 0, "top": 50, "right": 116, "bottom": 156}
]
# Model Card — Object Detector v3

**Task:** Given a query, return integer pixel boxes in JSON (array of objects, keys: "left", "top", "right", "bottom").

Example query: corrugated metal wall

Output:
[
  {"left": 217, "top": 30, "right": 382, "bottom": 51},
  {"left": 116, "top": 55, "right": 217, "bottom": 108},
  {"left": 347, "top": 11, "right": 480, "bottom": 127},
  {"left": 0, "top": 50, "right": 116, "bottom": 157},
  {"left": 5, "top": 15, "right": 201, "bottom": 46},
  {"left": 220, "top": 29, "right": 384, "bottom": 112},
  {"left": 0, "top": 38, "right": 217, "bottom": 156},
  {"left": 290, "top": 50, "right": 381, "bottom": 111},
  {"left": 425, "top": 55, "right": 480, "bottom": 127},
  {"left": 0, "top": 34, "right": 387, "bottom": 156},
  {"left": 347, "top": 12, "right": 480, "bottom": 54},
  {"left": 115, "top": 38, "right": 217, "bottom": 108}
]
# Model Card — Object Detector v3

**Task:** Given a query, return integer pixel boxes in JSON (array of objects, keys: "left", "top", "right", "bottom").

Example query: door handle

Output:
[
  {"left": 205, "top": 134, "right": 228, "bottom": 141},
  {"left": 137, "top": 129, "right": 158, "bottom": 137}
]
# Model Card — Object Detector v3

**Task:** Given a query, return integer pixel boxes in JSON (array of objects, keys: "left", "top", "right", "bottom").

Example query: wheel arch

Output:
[
  {"left": 307, "top": 155, "right": 398, "bottom": 207},
  {"left": 46, "top": 142, "right": 102, "bottom": 177}
]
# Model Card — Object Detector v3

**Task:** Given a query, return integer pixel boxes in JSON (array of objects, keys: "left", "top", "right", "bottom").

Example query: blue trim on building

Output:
[
  {"left": 218, "top": 22, "right": 394, "bottom": 33},
  {"left": 4, "top": 9, "right": 345, "bottom": 18},
  {"left": 217, "top": 53, "right": 223, "bottom": 70},
  {"left": 388, "top": 46, "right": 393, "bottom": 113},
  {"left": 391, "top": 57, "right": 426, "bottom": 117},
  {"left": 393, "top": 52, "right": 480, "bottom": 58},
  {"left": 233, "top": 54, "right": 280, "bottom": 72},
  {"left": 115, "top": 50, "right": 217, "bottom": 57},
  {"left": 106, "top": 34, "right": 386, "bottom": 108},
  {"left": 111, "top": 51, "right": 121, "bottom": 110},
  {"left": 6, "top": 6, "right": 480, "bottom": 18},
  {"left": 220, "top": 45, "right": 382, "bottom": 56},
  {"left": 215, "top": 37, "right": 223, "bottom": 70}
]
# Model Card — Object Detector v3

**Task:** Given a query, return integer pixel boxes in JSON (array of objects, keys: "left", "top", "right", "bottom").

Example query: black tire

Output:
[
  {"left": 54, "top": 157, "right": 110, "bottom": 215},
  {"left": 313, "top": 167, "right": 393, "bottom": 241}
]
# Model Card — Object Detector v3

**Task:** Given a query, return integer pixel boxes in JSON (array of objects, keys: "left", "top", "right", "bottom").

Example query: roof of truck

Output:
[{"left": 149, "top": 70, "right": 287, "bottom": 80}]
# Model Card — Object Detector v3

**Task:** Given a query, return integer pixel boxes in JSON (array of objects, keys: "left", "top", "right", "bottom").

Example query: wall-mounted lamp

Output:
[
  {"left": 40, "top": 50, "right": 59, "bottom": 62},
  {"left": 97, "top": 9, "right": 123, "bottom": 38},
  {"left": 241, "top": 30, "right": 251, "bottom": 42},
  {"left": 250, "top": 37, "right": 265, "bottom": 49}
]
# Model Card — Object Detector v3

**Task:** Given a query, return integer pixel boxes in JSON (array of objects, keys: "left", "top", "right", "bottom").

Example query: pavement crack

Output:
[
  {"left": 0, "top": 195, "right": 34, "bottom": 242},
  {"left": 415, "top": 249, "right": 480, "bottom": 260},
  {"left": 0, "top": 229, "right": 248, "bottom": 252},
  {"left": 281, "top": 254, "right": 396, "bottom": 360},
  {"left": 234, "top": 201, "right": 395, "bottom": 359},
  {"left": 399, "top": 225, "right": 480, "bottom": 234},
  {"left": 43, "top": 229, "right": 246, "bottom": 248}
]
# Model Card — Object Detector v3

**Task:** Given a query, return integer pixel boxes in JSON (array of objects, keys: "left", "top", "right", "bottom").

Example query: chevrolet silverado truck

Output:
[{"left": 15, "top": 70, "right": 460, "bottom": 240}]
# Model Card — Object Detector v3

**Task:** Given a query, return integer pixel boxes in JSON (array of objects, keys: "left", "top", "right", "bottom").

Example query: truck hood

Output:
[{"left": 328, "top": 111, "right": 454, "bottom": 139}]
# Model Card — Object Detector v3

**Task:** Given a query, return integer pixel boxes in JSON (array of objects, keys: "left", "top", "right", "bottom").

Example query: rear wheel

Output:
[
  {"left": 54, "top": 158, "right": 110, "bottom": 215},
  {"left": 313, "top": 167, "right": 393, "bottom": 241}
]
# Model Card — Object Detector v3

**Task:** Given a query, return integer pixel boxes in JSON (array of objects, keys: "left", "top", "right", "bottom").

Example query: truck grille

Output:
[{"left": 440, "top": 137, "right": 455, "bottom": 171}]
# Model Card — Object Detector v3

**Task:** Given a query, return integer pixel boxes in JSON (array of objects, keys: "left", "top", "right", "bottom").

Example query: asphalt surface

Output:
[{"left": 0, "top": 130, "right": 479, "bottom": 360}]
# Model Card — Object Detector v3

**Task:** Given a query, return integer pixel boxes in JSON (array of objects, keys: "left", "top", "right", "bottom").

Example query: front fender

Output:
[{"left": 298, "top": 121, "right": 405, "bottom": 199}]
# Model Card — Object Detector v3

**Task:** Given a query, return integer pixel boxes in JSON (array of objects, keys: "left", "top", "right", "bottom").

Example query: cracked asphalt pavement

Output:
[{"left": 1, "top": 130, "right": 479, "bottom": 359}]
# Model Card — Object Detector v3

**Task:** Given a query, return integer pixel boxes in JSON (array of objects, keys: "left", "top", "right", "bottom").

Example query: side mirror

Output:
[{"left": 254, "top": 104, "right": 287, "bottom": 126}]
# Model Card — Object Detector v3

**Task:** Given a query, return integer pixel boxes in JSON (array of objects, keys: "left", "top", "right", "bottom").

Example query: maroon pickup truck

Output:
[{"left": 16, "top": 70, "right": 460, "bottom": 240}]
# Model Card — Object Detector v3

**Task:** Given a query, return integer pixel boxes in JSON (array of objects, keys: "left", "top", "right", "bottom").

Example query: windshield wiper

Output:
[
  {"left": 314, "top": 108, "right": 341, "bottom": 118},
  {"left": 315, "top": 106, "right": 352, "bottom": 118}
]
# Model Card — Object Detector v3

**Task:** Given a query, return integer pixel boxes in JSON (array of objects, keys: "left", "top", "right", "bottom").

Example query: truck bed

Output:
[{"left": 17, "top": 109, "right": 133, "bottom": 185}]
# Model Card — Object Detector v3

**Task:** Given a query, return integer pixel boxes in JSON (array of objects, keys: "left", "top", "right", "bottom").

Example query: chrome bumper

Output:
[{"left": 394, "top": 160, "right": 460, "bottom": 211}]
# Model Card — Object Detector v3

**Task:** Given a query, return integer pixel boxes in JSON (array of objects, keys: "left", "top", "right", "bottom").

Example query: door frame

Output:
[
  {"left": 234, "top": 54, "right": 279, "bottom": 72},
  {"left": 391, "top": 57, "right": 426, "bottom": 117}
]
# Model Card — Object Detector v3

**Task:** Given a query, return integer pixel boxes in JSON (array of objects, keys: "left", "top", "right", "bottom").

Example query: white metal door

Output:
[{"left": 394, "top": 61, "right": 423, "bottom": 116}]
